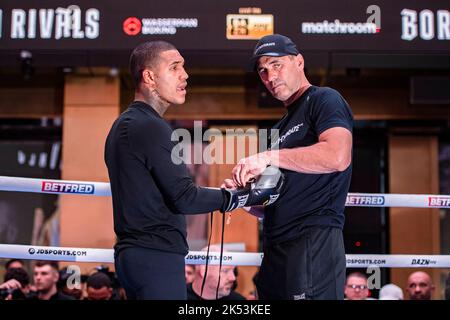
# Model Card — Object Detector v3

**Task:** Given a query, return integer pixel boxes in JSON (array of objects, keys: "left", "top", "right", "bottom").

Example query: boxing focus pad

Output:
[{"left": 221, "top": 166, "right": 284, "bottom": 213}]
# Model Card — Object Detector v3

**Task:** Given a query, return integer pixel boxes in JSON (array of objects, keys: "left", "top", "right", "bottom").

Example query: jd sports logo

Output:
[{"left": 28, "top": 248, "right": 36, "bottom": 255}]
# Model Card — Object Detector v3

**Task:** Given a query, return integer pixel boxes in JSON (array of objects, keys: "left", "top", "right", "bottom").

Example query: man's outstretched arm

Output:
[{"left": 232, "top": 127, "right": 352, "bottom": 186}]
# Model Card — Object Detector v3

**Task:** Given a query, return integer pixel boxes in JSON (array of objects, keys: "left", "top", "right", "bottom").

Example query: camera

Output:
[
  {"left": 0, "top": 288, "right": 27, "bottom": 300},
  {"left": 0, "top": 288, "right": 12, "bottom": 300}
]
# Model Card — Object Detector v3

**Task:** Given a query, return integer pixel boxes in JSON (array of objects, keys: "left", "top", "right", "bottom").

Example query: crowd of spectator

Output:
[{"left": 2, "top": 257, "right": 449, "bottom": 300}]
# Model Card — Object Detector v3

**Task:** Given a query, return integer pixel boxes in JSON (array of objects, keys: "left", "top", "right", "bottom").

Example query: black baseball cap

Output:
[{"left": 249, "top": 34, "right": 299, "bottom": 70}]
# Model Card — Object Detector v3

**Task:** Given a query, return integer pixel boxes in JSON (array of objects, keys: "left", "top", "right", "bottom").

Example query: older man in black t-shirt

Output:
[{"left": 228, "top": 34, "right": 353, "bottom": 300}]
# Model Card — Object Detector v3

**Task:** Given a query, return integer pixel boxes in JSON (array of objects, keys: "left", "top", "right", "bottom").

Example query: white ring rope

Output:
[
  {"left": 0, "top": 244, "right": 449, "bottom": 268},
  {"left": 0, "top": 176, "right": 111, "bottom": 197},
  {"left": 0, "top": 176, "right": 449, "bottom": 269},
  {"left": 0, "top": 175, "right": 449, "bottom": 208}
]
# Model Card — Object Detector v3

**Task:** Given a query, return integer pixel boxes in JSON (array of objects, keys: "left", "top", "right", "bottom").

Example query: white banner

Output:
[
  {"left": 345, "top": 193, "right": 450, "bottom": 209},
  {"left": 0, "top": 176, "right": 111, "bottom": 196},
  {"left": 1, "top": 176, "right": 449, "bottom": 208},
  {"left": 1, "top": 244, "right": 450, "bottom": 268}
]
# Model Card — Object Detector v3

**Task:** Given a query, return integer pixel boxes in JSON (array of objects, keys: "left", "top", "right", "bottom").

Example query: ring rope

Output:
[
  {"left": 0, "top": 175, "right": 449, "bottom": 208},
  {"left": 0, "top": 244, "right": 449, "bottom": 268},
  {"left": 1, "top": 176, "right": 448, "bottom": 269}
]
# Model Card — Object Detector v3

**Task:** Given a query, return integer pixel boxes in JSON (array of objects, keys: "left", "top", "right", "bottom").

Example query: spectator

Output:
[
  {"left": 58, "top": 267, "right": 85, "bottom": 300},
  {"left": 344, "top": 272, "right": 370, "bottom": 300},
  {"left": 379, "top": 283, "right": 404, "bottom": 300},
  {"left": 94, "top": 265, "right": 124, "bottom": 300},
  {"left": 33, "top": 261, "right": 74, "bottom": 300},
  {"left": 187, "top": 245, "right": 245, "bottom": 300},
  {"left": 86, "top": 272, "right": 114, "bottom": 300},
  {"left": 231, "top": 267, "right": 239, "bottom": 291},
  {"left": 5, "top": 259, "right": 24, "bottom": 271},
  {"left": 185, "top": 264, "right": 195, "bottom": 284},
  {"left": 0, "top": 267, "right": 31, "bottom": 300},
  {"left": 406, "top": 271, "right": 434, "bottom": 300}
]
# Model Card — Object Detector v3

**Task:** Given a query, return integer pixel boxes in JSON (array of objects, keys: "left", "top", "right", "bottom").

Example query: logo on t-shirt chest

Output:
[{"left": 271, "top": 122, "right": 304, "bottom": 149}]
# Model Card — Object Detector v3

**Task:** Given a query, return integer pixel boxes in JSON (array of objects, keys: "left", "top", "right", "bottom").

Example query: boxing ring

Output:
[{"left": 1, "top": 175, "right": 449, "bottom": 268}]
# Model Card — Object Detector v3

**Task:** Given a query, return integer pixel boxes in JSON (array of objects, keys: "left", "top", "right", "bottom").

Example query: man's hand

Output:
[
  {"left": 0, "top": 279, "right": 22, "bottom": 291},
  {"left": 221, "top": 179, "right": 238, "bottom": 189},
  {"left": 222, "top": 181, "right": 265, "bottom": 218},
  {"left": 222, "top": 166, "right": 284, "bottom": 212},
  {"left": 232, "top": 152, "right": 271, "bottom": 187}
]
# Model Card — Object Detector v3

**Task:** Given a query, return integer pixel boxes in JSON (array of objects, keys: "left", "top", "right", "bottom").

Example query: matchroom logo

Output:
[{"left": 301, "top": 5, "right": 381, "bottom": 34}]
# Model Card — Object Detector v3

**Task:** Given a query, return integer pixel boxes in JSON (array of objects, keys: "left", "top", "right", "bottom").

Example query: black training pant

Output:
[
  {"left": 256, "top": 226, "right": 346, "bottom": 300},
  {"left": 115, "top": 247, "right": 186, "bottom": 300}
]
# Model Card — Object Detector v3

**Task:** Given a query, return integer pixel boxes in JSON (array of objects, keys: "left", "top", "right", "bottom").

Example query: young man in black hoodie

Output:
[{"left": 105, "top": 41, "right": 283, "bottom": 299}]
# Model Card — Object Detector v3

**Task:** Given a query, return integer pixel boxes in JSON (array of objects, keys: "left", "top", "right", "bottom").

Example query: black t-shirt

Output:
[
  {"left": 105, "top": 101, "right": 226, "bottom": 255},
  {"left": 264, "top": 86, "right": 353, "bottom": 244},
  {"left": 26, "top": 291, "right": 75, "bottom": 300},
  {"left": 49, "top": 291, "right": 75, "bottom": 300},
  {"left": 186, "top": 283, "right": 246, "bottom": 300}
]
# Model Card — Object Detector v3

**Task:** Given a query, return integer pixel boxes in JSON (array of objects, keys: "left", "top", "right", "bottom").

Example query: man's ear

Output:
[
  {"left": 296, "top": 54, "right": 304, "bottom": 69},
  {"left": 142, "top": 69, "right": 155, "bottom": 85}
]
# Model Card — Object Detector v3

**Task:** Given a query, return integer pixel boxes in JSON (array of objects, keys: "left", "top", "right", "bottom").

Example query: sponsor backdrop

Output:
[{"left": 0, "top": 0, "right": 448, "bottom": 51}]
